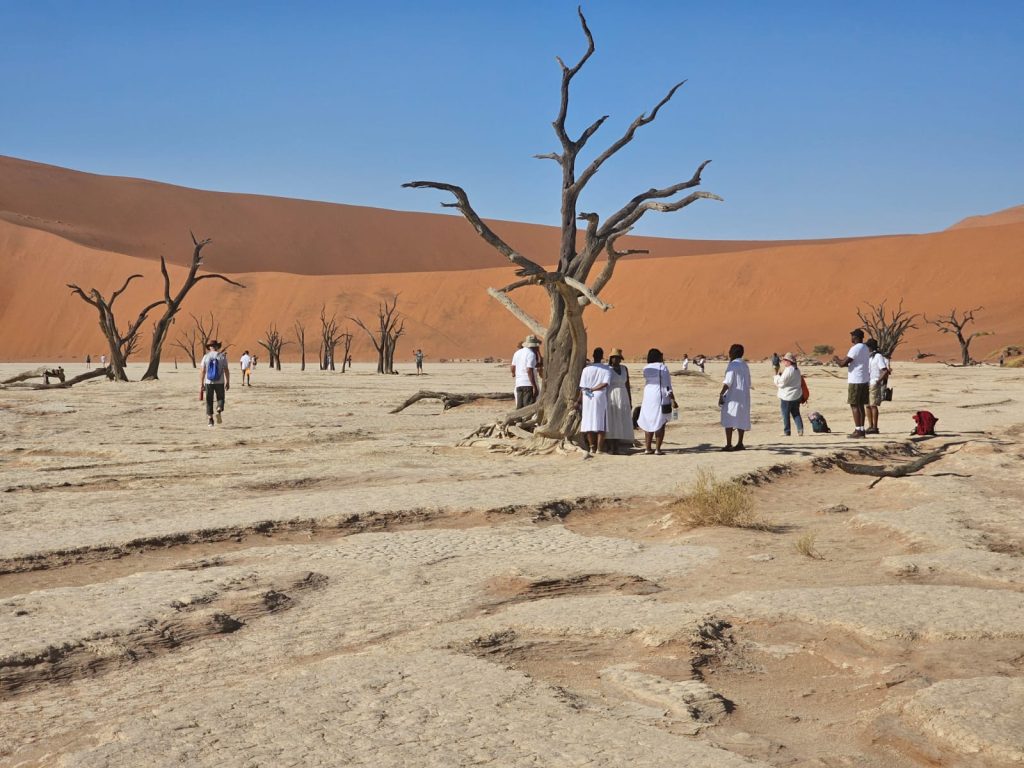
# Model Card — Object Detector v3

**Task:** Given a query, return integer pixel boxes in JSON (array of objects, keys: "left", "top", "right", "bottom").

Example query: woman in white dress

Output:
[
  {"left": 718, "top": 343, "right": 751, "bottom": 451},
  {"left": 637, "top": 348, "right": 677, "bottom": 455},
  {"left": 577, "top": 347, "right": 611, "bottom": 456},
  {"left": 605, "top": 348, "right": 633, "bottom": 454}
]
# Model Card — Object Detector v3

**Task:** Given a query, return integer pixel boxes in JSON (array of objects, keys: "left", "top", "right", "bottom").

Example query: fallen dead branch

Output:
[
  {"left": 2, "top": 367, "right": 113, "bottom": 390},
  {"left": 2, "top": 366, "right": 65, "bottom": 385},
  {"left": 835, "top": 441, "right": 966, "bottom": 489},
  {"left": 390, "top": 390, "right": 514, "bottom": 413}
]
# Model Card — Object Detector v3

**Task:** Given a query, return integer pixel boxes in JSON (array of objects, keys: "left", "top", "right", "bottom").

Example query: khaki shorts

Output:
[
  {"left": 869, "top": 382, "right": 885, "bottom": 406},
  {"left": 848, "top": 383, "right": 869, "bottom": 406}
]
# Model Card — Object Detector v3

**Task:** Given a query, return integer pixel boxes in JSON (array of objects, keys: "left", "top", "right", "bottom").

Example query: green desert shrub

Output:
[{"left": 812, "top": 344, "right": 835, "bottom": 356}]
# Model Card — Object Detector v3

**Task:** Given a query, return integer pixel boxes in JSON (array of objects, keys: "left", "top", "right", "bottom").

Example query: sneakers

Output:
[
  {"left": 865, "top": 427, "right": 880, "bottom": 434},
  {"left": 207, "top": 418, "right": 215, "bottom": 428},
  {"left": 848, "top": 431, "right": 866, "bottom": 438},
  {"left": 215, "top": 410, "right": 223, "bottom": 424}
]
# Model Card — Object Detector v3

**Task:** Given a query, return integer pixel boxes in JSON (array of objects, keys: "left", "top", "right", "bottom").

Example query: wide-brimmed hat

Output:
[
  {"left": 782, "top": 352, "right": 797, "bottom": 364},
  {"left": 608, "top": 348, "right": 624, "bottom": 359},
  {"left": 206, "top": 339, "right": 222, "bottom": 349},
  {"left": 523, "top": 334, "right": 541, "bottom": 348}
]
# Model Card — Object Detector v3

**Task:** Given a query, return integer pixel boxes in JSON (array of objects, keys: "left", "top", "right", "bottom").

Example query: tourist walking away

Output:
[
  {"left": 865, "top": 338, "right": 890, "bottom": 434},
  {"left": 200, "top": 340, "right": 230, "bottom": 427},
  {"left": 100, "top": 353, "right": 107, "bottom": 368},
  {"left": 605, "top": 348, "right": 634, "bottom": 453},
  {"left": 577, "top": 347, "right": 612, "bottom": 457},
  {"left": 682, "top": 354, "right": 690, "bottom": 372},
  {"left": 511, "top": 335, "right": 541, "bottom": 408},
  {"left": 696, "top": 355, "right": 706, "bottom": 373},
  {"left": 415, "top": 348, "right": 424, "bottom": 374},
  {"left": 637, "top": 348, "right": 676, "bottom": 455},
  {"left": 771, "top": 351, "right": 781, "bottom": 374},
  {"left": 834, "top": 329, "right": 870, "bottom": 438},
  {"left": 719, "top": 344, "right": 752, "bottom": 451},
  {"left": 774, "top": 352, "right": 804, "bottom": 436},
  {"left": 240, "top": 350, "right": 253, "bottom": 386}
]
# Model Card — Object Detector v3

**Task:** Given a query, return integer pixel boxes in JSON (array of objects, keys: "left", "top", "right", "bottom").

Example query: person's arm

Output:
[
  {"left": 528, "top": 366, "right": 538, "bottom": 393},
  {"left": 832, "top": 351, "right": 853, "bottom": 368},
  {"left": 880, "top": 359, "right": 890, "bottom": 383},
  {"left": 223, "top": 356, "right": 230, "bottom": 390},
  {"left": 624, "top": 367, "right": 632, "bottom": 404}
]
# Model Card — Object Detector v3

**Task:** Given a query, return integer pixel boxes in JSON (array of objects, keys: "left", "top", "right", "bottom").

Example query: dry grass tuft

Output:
[
  {"left": 795, "top": 532, "right": 824, "bottom": 559},
  {"left": 674, "top": 468, "right": 764, "bottom": 529}
]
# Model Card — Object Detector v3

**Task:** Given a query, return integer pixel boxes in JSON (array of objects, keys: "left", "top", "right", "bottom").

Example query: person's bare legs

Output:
[
  {"left": 735, "top": 429, "right": 745, "bottom": 449},
  {"left": 654, "top": 427, "right": 665, "bottom": 454},
  {"left": 866, "top": 405, "right": 879, "bottom": 431},
  {"left": 644, "top": 431, "right": 654, "bottom": 453},
  {"left": 724, "top": 427, "right": 734, "bottom": 450},
  {"left": 596, "top": 432, "right": 606, "bottom": 454}
]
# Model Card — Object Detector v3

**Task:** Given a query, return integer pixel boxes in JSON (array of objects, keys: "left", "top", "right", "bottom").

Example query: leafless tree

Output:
[
  {"left": 294, "top": 319, "right": 307, "bottom": 371},
  {"left": 258, "top": 324, "right": 290, "bottom": 370},
  {"left": 927, "top": 306, "right": 990, "bottom": 365},
  {"left": 141, "top": 233, "right": 244, "bottom": 380},
  {"left": 339, "top": 328, "right": 354, "bottom": 372},
  {"left": 351, "top": 295, "right": 405, "bottom": 374},
  {"left": 318, "top": 305, "right": 343, "bottom": 370},
  {"left": 68, "top": 275, "right": 162, "bottom": 381},
  {"left": 856, "top": 299, "right": 919, "bottom": 358},
  {"left": 170, "top": 324, "right": 200, "bottom": 368},
  {"left": 404, "top": 9, "right": 719, "bottom": 445}
]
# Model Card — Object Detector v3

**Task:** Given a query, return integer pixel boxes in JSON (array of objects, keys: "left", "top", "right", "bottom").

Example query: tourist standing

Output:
[
  {"left": 637, "top": 348, "right": 676, "bottom": 455},
  {"left": 577, "top": 347, "right": 612, "bottom": 457},
  {"left": 834, "top": 329, "right": 870, "bottom": 438},
  {"left": 771, "top": 352, "right": 781, "bottom": 375},
  {"left": 85, "top": 354, "right": 91, "bottom": 370},
  {"left": 865, "top": 338, "right": 889, "bottom": 434},
  {"left": 200, "top": 340, "right": 230, "bottom": 427},
  {"left": 774, "top": 352, "right": 803, "bottom": 436},
  {"left": 605, "top": 348, "right": 634, "bottom": 453},
  {"left": 719, "top": 343, "right": 752, "bottom": 451},
  {"left": 415, "top": 348, "right": 424, "bottom": 374},
  {"left": 682, "top": 354, "right": 690, "bottom": 372},
  {"left": 511, "top": 336, "right": 541, "bottom": 408}
]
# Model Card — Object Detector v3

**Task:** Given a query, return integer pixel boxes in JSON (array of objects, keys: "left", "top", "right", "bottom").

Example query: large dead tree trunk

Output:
[
  {"left": 319, "top": 306, "right": 342, "bottom": 370},
  {"left": 340, "top": 329, "right": 353, "bottom": 372},
  {"left": 856, "top": 299, "right": 919, "bottom": 358},
  {"left": 258, "top": 324, "right": 290, "bottom": 370},
  {"left": 404, "top": 9, "right": 719, "bottom": 447},
  {"left": 141, "top": 234, "right": 244, "bottom": 380},
  {"left": 928, "top": 307, "right": 989, "bottom": 366},
  {"left": 68, "top": 275, "right": 162, "bottom": 381},
  {"left": 294, "top": 320, "right": 307, "bottom": 371}
]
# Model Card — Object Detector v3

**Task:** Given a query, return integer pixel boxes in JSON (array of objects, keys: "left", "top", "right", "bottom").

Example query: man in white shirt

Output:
[
  {"left": 834, "top": 328, "right": 870, "bottom": 438},
  {"left": 865, "top": 338, "right": 890, "bottom": 434},
  {"left": 239, "top": 350, "right": 252, "bottom": 387},
  {"left": 511, "top": 335, "right": 541, "bottom": 409}
]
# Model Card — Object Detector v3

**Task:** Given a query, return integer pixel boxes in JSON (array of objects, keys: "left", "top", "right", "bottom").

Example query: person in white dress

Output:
[
  {"left": 577, "top": 347, "right": 612, "bottom": 456},
  {"left": 605, "top": 348, "right": 633, "bottom": 453},
  {"left": 637, "top": 348, "right": 677, "bottom": 455},
  {"left": 719, "top": 343, "right": 751, "bottom": 451}
]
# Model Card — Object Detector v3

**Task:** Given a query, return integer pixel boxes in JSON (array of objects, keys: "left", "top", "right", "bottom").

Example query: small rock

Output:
[{"left": 748, "top": 553, "right": 774, "bottom": 562}]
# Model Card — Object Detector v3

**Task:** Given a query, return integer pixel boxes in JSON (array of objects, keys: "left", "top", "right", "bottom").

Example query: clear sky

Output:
[{"left": 2, "top": 1, "right": 1022, "bottom": 240}]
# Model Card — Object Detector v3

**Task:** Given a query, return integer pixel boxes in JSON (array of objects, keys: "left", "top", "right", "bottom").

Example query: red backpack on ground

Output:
[{"left": 912, "top": 411, "right": 938, "bottom": 436}]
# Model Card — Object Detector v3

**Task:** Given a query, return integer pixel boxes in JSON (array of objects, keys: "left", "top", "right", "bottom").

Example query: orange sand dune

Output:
[
  {"left": 2, "top": 212, "right": 1021, "bottom": 365},
  {"left": 948, "top": 204, "right": 1024, "bottom": 230},
  {"left": 1, "top": 155, "right": 857, "bottom": 276}
]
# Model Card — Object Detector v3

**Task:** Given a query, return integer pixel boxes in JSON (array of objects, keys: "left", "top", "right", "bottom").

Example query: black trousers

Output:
[{"left": 205, "top": 382, "right": 225, "bottom": 417}]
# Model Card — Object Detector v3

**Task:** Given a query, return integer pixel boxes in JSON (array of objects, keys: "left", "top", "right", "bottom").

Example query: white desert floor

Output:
[{"left": 1, "top": 360, "right": 1022, "bottom": 767}]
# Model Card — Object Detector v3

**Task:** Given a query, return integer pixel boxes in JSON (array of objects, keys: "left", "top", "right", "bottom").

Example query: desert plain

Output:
[{"left": 2, "top": 358, "right": 1023, "bottom": 767}]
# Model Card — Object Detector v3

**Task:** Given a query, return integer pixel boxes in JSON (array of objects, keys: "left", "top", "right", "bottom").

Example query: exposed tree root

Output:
[
  {"left": 834, "top": 441, "right": 967, "bottom": 488},
  {"left": 390, "top": 390, "right": 514, "bottom": 414}
]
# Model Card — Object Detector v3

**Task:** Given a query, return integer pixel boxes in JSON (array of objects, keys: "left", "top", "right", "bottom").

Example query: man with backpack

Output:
[
  {"left": 833, "top": 329, "right": 870, "bottom": 438},
  {"left": 200, "top": 340, "right": 230, "bottom": 427}
]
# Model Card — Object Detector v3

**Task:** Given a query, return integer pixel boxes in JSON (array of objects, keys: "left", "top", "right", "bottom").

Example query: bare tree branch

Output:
[
  {"left": 486, "top": 288, "right": 547, "bottom": 337},
  {"left": 599, "top": 159, "right": 714, "bottom": 238},
  {"left": 589, "top": 230, "right": 649, "bottom": 297}
]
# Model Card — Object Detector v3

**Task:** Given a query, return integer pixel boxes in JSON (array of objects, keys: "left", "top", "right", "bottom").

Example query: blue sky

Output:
[{"left": 2, "top": 1, "right": 1022, "bottom": 239}]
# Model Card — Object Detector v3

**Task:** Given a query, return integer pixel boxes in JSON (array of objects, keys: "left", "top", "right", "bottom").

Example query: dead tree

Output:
[
  {"left": 340, "top": 328, "right": 354, "bottom": 372},
  {"left": 404, "top": 9, "right": 719, "bottom": 447},
  {"left": 856, "top": 299, "right": 919, "bottom": 358},
  {"left": 258, "top": 324, "right": 290, "bottom": 370},
  {"left": 390, "top": 390, "right": 515, "bottom": 413},
  {"left": 68, "top": 275, "right": 163, "bottom": 381},
  {"left": 141, "top": 234, "right": 244, "bottom": 380},
  {"left": 294, "top": 319, "right": 307, "bottom": 371},
  {"left": 318, "top": 306, "right": 343, "bottom": 370},
  {"left": 927, "top": 307, "right": 989, "bottom": 366},
  {"left": 170, "top": 324, "right": 200, "bottom": 368},
  {"left": 351, "top": 295, "right": 405, "bottom": 374},
  {"left": 1, "top": 367, "right": 113, "bottom": 390}
]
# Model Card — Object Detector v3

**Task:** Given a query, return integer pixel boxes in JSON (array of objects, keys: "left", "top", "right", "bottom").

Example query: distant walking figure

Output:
[
  {"left": 415, "top": 348, "right": 424, "bottom": 374},
  {"left": 720, "top": 344, "right": 751, "bottom": 451},
  {"left": 240, "top": 350, "right": 253, "bottom": 386},
  {"left": 85, "top": 354, "right": 91, "bottom": 370},
  {"left": 771, "top": 352, "right": 781, "bottom": 375},
  {"left": 200, "top": 340, "right": 230, "bottom": 427}
]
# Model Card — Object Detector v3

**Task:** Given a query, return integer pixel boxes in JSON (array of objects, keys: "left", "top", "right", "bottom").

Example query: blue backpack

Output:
[{"left": 206, "top": 354, "right": 221, "bottom": 381}]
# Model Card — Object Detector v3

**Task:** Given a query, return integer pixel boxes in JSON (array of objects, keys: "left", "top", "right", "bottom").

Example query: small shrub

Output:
[
  {"left": 795, "top": 533, "right": 824, "bottom": 559},
  {"left": 1005, "top": 356, "right": 1024, "bottom": 369},
  {"left": 675, "top": 469, "right": 762, "bottom": 529},
  {"left": 812, "top": 344, "right": 835, "bottom": 356}
]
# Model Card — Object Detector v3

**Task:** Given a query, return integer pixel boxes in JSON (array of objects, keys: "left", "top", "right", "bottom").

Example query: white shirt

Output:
[
  {"left": 240, "top": 353, "right": 252, "bottom": 370},
  {"left": 579, "top": 363, "right": 611, "bottom": 391},
  {"left": 773, "top": 365, "right": 802, "bottom": 401},
  {"left": 201, "top": 351, "right": 227, "bottom": 383},
  {"left": 511, "top": 347, "right": 537, "bottom": 388},
  {"left": 869, "top": 353, "right": 889, "bottom": 384},
  {"left": 846, "top": 343, "right": 870, "bottom": 384}
]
